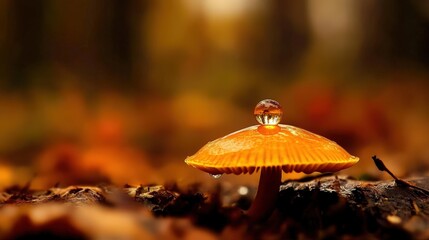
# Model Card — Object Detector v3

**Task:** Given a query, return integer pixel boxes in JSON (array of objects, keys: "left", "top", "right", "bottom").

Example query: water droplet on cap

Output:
[
  {"left": 254, "top": 99, "right": 283, "bottom": 126},
  {"left": 210, "top": 174, "right": 223, "bottom": 179}
]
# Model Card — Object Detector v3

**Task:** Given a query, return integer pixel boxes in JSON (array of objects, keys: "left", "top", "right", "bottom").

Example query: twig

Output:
[{"left": 372, "top": 155, "right": 429, "bottom": 195}]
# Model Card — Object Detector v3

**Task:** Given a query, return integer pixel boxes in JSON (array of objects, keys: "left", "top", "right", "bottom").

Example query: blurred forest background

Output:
[{"left": 1, "top": 0, "right": 429, "bottom": 189}]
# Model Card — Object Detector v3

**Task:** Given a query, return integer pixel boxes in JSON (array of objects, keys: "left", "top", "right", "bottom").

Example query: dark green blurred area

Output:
[{"left": 0, "top": 0, "right": 429, "bottom": 187}]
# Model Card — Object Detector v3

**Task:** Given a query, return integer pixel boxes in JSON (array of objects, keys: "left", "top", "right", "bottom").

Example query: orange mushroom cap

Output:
[
  {"left": 185, "top": 99, "right": 359, "bottom": 176},
  {"left": 185, "top": 124, "right": 358, "bottom": 175}
]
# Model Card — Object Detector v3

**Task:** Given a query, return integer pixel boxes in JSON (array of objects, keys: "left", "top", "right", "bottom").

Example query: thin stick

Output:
[{"left": 372, "top": 155, "right": 429, "bottom": 195}]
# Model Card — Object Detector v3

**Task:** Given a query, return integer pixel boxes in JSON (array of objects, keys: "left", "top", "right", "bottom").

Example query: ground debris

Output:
[
  {"left": 1, "top": 176, "right": 429, "bottom": 239},
  {"left": 278, "top": 175, "right": 429, "bottom": 239},
  {"left": 1, "top": 186, "right": 106, "bottom": 205},
  {"left": 125, "top": 184, "right": 205, "bottom": 216}
]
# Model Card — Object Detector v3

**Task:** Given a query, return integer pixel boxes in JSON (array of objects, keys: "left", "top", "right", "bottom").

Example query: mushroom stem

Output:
[{"left": 248, "top": 167, "right": 282, "bottom": 222}]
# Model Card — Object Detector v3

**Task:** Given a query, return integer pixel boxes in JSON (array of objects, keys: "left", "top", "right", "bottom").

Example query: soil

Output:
[{"left": 1, "top": 172, "right": 429, "bottom": 239}]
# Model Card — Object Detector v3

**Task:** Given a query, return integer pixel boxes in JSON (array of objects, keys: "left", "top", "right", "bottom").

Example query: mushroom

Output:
[{"left": 185, "top": 99, "right": 359, "bottom": 222}]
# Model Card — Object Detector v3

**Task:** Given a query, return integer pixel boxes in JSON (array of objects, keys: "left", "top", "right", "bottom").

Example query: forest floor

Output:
[{"left": 1, "top": 158, "right": 429, "bottom": 240}]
